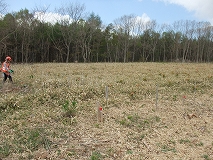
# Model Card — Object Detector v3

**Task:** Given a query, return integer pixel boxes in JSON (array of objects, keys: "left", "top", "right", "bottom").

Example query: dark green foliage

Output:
[{"left": 0, "top": 8, "right": 213, "bottom": 63}]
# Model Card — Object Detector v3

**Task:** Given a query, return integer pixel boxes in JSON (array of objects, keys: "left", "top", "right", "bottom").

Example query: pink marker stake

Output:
[{"left": 97, "top": 102, "right": 103, "bottom": 122}]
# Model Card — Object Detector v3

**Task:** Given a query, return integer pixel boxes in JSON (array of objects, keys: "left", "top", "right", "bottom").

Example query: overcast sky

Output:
[{"left": 6, "top": 0, "right": 213, "bottom": 25}]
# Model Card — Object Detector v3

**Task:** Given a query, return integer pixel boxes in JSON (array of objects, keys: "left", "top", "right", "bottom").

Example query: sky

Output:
[{"left": 5, "top": 0, "right": 213, "bottom": 25}]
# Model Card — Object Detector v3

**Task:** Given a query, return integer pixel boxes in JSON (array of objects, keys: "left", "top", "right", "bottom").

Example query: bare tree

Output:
[
  {"left": 56, "top": 2, "right": 85, "bottom": 62},
  {"left": 114, "top": 14, "right": 136, "bottom": 62},
  {"left": 133, "top": 17, "right": 152, "bottom": 62},
  {"left": 14, "top": 9, "right": 35, "bottom": 63},
  {"left": 148, "top": 20, "right": 160, "bottom": 62},
  {"left": 0, "top": 0, "right": 8, "bottom": 57},
  {"left": 32, "top": 5, "right": 51, "bottom": 62},
  {"left": 80, "top": 12, "right": 102, "bottom": 62},
  {"left": 203, "top": 25, "right": 213, "bottom": 62},
  {"left": 194, "top": 21, "right": 211, "bottom": 62},
  {"left": 0, "top": 0, "right": 7, "bottom": 14}
]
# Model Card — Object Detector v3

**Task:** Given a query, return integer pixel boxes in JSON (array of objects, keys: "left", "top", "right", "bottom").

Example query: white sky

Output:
[{"left": 158, "top": 0, "right": 213, "bottom": 24}]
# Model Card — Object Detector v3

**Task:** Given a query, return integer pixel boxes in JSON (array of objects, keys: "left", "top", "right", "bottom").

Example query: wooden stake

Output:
[
  {"left": 105, "top": 86, "right": 108, "bottom": 108},
  {"left": 182, "top": 95, "right": 186, "bottom": 106},
  {"left": 97, "top": 102, "right": 103, "bottom": 122},
  {"left": 193, "top": 81, "right": 196, "bottom": 105},
  {"left": 156, "top": 83, "right": 158, "bottom": 110}
]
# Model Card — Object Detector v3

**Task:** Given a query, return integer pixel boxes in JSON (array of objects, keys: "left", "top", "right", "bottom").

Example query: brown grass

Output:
[{"left": 0, "top": 62, "right": 213, "bottom": 160}]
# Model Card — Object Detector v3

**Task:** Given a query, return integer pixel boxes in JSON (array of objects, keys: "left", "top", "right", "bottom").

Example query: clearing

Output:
[{"left": 0, "top": 63, "right": 213, "bottom": 159}]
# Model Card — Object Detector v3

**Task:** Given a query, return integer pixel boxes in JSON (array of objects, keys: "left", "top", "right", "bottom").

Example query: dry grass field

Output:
[{"left": 0, "top": 62, "right": 213, "bottom": 160}]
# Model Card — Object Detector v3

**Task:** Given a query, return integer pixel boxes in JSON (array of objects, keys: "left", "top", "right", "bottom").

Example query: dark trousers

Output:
[{"left": 3, "top": 73, "right": 12, "bottom": 83}]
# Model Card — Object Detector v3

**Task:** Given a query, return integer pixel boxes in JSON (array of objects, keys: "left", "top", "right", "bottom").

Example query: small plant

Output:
[
  {"left": 106, "top": 148, "right": 114, "bottom": 157},
  {"left": 140, "top": 134, "right": 145, "bottom": 140},
  {"left": 161, "top": 145, "right": 176, "bottom": 153},
  {"left": 126, "top": 149, "right": 133, "bottom": 154},
  {"left": 179, "top": 139, "right": 190, "bottom": 144},
  {"left": 119, "top": 119, "right": 130, "bottom": 126},
  {"left": 0, "top": 142, "right": 10, "bottom": 158},
  {"left": 90, "top": 151, "right": 102, "bottom": 160},
  {"left": 95, "top": 123, "right": 100, "bottom": 128},
  {"left": 127, "top": 114, "right": 139, "bottom": 122},
  {"left": 166, "top": 80, "right": 174, "bottom": 87},
  {"left": 169, "top": 140, "right": 176, "bottom": 145},
  {"left": 154, "top": 116, "right": 161, "bottom": 122},
  {"left": 116, "top": 79, "right": 125, "bottom": 84},
  {"left": 202, "top": 154, "right": 210, "bottom": 160},
  {"left": 29, "top": 75, "right": 34, "bottom": 79},
  {"left": 173, "top": 95, "right": 177, "bottom": 101},
  {"left": 62, "top": 117, "right": 77, "bottom": 125},
  {"left": 196, "top": 142, "right": 204, "bottom": 146},
  {"left": 143, "top": 77, "right": 147, "bottom": 81},
  {"left": 62, "top": 100, "right": 77, "bottom": 118},
  {"left": 67, "top": 148, "right": 76, "bottom": 157},
  {"left": 13, "top": 128, "right": 52, "bottom": 153}
]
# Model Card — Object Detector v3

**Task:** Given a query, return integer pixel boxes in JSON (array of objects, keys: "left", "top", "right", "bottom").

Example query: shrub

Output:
[{"left": 62, "top": 100, "right": 77, "bottom": 118}]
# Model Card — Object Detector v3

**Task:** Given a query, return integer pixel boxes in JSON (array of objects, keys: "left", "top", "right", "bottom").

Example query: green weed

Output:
[
  {"left": 14, "top": 128, "right": 52, "bottom": 153},
  {"left": 126, "top": 150, "right": 133, "bottom": 154},
  {"left": 0, "top": 142, "right": 10, "bottom": 158},
  {"left": 90, "top": 151, "right": 102, "bottom": 160},
  {"left": 179, "top": 139, "right": 190, "bottom": 144},
  {"left": 62, "top": 100, "right": 77, "bottom": 118},
  {"left": 173, "top": 95, "right": 177, "bottom": 101},
  {"left": 161, "top": 145, "right": 176, "bottom": 153},
  {"left": 196, "top": 142, "right": 204, "bottom": 146},
  {"left": 119, "top": 119, "right": 130, "bottom": 127},
  {"left": 127, "top": 114, "right": 139, "bottom": 122},
  {"left": 119, "top": 114, "right": 161, "bottom": 131},
  {"left": 116, "top": 79, "right": 125, "bottom": 84},
  {"left": 143, "top": 77, "right": 147, "bottom": 81},
  {"left": 202, "top": 154, "right": 210, "bottom": 160},
  {"left": 0, "top": 96, "right": 17, "bottom": 111},
  {"left": 106, "top": 148, "right": 114, "bottom": 157}
]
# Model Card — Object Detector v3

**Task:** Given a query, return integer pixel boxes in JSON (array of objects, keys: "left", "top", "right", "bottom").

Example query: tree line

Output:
[{"left": 1, "top": 1, "right": 213, "bottom": 63}]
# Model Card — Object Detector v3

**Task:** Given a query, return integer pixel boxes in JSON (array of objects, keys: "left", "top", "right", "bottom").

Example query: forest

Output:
[{"left": 0, "top": 1, "right": 213, "bottom": 63}]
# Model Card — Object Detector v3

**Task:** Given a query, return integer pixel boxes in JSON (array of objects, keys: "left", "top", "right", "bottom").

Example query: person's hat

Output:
[{"left": 5, "top": 56, "right": 12, "bottom": 61}]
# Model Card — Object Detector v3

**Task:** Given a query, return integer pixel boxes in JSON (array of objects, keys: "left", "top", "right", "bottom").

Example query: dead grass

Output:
[{"left": 0, "top": 62, "right": 213, "bottom": 159}]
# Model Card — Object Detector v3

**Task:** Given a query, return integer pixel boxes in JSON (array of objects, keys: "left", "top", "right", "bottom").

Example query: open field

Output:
[{"left": 0, "top": 62, "right": 213, "bottom": 160}]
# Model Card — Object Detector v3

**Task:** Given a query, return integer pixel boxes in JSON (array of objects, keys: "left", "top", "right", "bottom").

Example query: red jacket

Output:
[{"left": 1, "top": 61, "right": 11, "bottom": 75}]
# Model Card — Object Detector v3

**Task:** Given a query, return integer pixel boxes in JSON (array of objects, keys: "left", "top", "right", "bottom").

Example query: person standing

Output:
[{"left": 1, "top": 56, "right": 13, "bottom": 83}]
